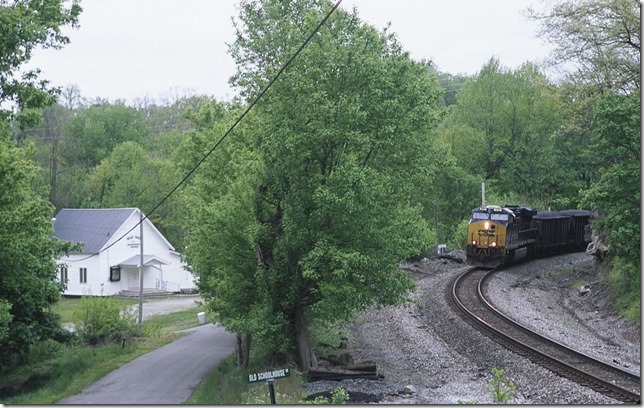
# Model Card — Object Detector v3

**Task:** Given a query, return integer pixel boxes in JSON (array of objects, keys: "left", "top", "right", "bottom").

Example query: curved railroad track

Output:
[{"left": 449, "top": 266, "right": 641, "bottom": 404}]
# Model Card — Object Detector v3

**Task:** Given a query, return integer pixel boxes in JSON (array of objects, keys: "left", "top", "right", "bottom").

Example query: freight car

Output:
[{"left": 465, "top": 205, "right": 592, "bottom": 268}]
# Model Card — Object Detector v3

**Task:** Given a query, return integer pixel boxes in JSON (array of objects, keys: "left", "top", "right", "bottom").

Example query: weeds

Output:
[
  {"left": 2, "top": 304, "right": 204, "bottom": 404},
  {"left": 487, "top": 368, "right": 516, "bottom": 404}
]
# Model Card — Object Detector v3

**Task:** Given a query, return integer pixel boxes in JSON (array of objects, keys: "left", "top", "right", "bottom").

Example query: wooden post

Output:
[{"left": 267, "top": 379, "right": 276, "bottom": 404}]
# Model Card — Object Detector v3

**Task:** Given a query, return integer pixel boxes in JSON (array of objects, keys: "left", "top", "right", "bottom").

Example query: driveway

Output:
[{"left": 59, "top": 298, "right": 237, "bottom": 404}]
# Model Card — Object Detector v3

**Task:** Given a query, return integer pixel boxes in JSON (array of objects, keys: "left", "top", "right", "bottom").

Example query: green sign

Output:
[{"left": 247, "top": 368, "right": 291, "bottom": 383}]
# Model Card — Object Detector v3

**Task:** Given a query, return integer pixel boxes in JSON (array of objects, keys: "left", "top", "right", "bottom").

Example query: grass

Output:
[
  {"left": 54, "top": 297, "right": 138, "bottom": 323},
  {"left": 186, "top": 352, "right": 306, "bottom": 405},
  {"left": 1, "top": 300, "right": 207, "bottom": 405}
]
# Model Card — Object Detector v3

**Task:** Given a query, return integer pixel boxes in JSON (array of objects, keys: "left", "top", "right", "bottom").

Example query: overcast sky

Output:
[{"left": 24, "top": 0, "right": 553, "bottom": 104}]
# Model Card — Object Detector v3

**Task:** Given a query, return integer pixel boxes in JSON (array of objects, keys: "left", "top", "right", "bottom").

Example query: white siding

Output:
[{"left": 58, "top": 210, "right": 196, "bottom": 296}]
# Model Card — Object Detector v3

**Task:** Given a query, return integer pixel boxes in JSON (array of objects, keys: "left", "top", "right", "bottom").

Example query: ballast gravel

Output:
[{"left": 302, "top": 252, "right": 640, "bottom": 404}]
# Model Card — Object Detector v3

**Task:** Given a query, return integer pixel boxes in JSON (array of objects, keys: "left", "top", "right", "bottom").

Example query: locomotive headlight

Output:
[
  {"left": 472, "top": 240, "right": 477, "bottom": 246},
  {"left": 491, "top": 242, "right": 497, "bottom": 247},
  {"left": 484, "top": 221, "right": 490, "bottom": 230}
]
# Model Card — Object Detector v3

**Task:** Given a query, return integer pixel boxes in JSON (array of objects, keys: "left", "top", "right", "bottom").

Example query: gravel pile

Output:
[{"left": 302, "top": 252, "right": 640, "bottom": 404}]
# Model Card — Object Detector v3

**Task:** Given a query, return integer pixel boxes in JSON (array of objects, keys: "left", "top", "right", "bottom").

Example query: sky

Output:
[{"left": 24, "top": 0, "right": 554, "bottom": 104}]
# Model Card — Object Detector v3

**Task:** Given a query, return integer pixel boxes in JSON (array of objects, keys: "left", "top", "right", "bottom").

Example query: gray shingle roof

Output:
[{"left": 53, "top": 208, "right": 138, "bottom": 253}]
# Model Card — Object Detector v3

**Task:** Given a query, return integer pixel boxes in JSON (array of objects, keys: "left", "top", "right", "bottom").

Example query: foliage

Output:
[
  {"left": 582, "top": 92, "right": 640, "bottom": 318},
  {"left": 487, "top": 367, "right": 516, "bottom": 404},
  {"left": 415, "top": 140, "right": 479, "bottom": 246},
  {"left": 180, "top": 100, "right": 265, "bottom": 364},
  {"left": 1, "top": 309, "right": 197, "bottom": 404},
  {"left": 0, "top": 130, "right": 76, "bottom": 370},
  {"left": 83, "top": 140, "right": 183, "bottom": 246},
  {"left": 0, "top": 0, "right": 81, "bottom": 126},
  {"left": 330, "top": 387, "right": 350, "bottom": 404},
  {"left": 186, "top": 350, "right": 306, "bottom": 405},
  {"left": 61, "top": 103, "right": 150, "bottom": 170},
  {"left": 72, "top": 296, "right": 137, "bottom": 345},
  {"left": 0, "top": 299, "right": 12, "bottom": 343},
  {"left": 528, "top": 0, "right": 640, "bottom": 93},
  {"left": 307, "top": 387, "right": 350, "bottom": 404},
  {"left": 185, "top": 0, "right": 442, "bottom": 371},
  {"left": 442, "top": 59, "right": 572, "bottom": 207},
  {"left": 53, "top": 297, "right": 137, "bottom": 324}
]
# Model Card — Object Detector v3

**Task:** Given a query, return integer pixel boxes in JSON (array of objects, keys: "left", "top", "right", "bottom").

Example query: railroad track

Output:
[{"left": 449, "top": 266, "right": 641, "bottom": 404}]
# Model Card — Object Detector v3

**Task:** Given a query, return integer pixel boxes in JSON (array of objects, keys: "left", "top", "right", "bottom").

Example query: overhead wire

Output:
[{"left": 62, "top": 0, "right": 343, "bottom": 262}]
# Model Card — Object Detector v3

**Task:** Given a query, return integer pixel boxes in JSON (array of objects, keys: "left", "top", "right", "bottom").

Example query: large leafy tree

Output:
[
  {"left": 51, "top": 103, "right": 150, "bottom": 209},
  {"left": 181, "top": 101, "right": 264, "bottom": 369},
  {"left": 84, "top": 140, "right": 183, "bottom": 247},
  {"left": 187, "top": 0, "right": 441, "bottom": 372},
  {"left": 0, "top": 0, "right": 81, "bottom": 126},
  {"left": 0, "top": 131, "right": 74, "bottom": 368},
  {"left": 528, "top": 0, "right": 640, "bottom": 93},
  {"left": 0, "top": 0, "right": 80, "bottom": 369},
  {"left": 582, "top": 93, "right": 640, "bottom": 317},
  {"left": 442, "top": 59, "right": 570, "bottom": 207}
]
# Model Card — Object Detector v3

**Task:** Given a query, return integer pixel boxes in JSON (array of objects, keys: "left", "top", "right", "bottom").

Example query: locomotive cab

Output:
[{"left": 466, "top": 205, "right": 513, "bottom": 267}]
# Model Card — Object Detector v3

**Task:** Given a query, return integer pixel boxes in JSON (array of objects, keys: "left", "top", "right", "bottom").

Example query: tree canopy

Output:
[
  {"left": 0, "top": 0, "right": 81, "bottom": 125},
  {"left": 184, "top": 0, "right": 442, "bottom": 372}
]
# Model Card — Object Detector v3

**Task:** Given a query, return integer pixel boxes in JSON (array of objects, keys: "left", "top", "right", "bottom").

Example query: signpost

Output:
[{"left": 247, "top": 368, "right": 291, "bottom": 404}]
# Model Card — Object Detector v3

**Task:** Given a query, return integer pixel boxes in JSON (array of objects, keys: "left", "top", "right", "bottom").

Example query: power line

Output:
[{"left": 65, "top": 0, "right": 343, "bottom": 260}]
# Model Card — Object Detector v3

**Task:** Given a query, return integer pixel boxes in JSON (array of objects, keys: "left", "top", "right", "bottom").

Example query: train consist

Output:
[{"left": 466, "top": 205, "right": 592, "bottom": 268}]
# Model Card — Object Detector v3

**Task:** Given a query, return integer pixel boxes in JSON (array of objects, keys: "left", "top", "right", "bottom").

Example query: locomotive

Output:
[{"left": 465, "top": 205, "right": 592, "bottom": 268}]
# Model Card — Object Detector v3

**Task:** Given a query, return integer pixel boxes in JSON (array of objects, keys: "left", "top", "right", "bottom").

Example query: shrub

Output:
[
  {"left": 487, "top": 368, "right": 516, "bottom": 404},
  {"left": 73, "top": 296, "right": 137, "bottom": 345}
]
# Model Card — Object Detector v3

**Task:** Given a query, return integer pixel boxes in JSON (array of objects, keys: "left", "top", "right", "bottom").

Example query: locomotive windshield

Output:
[
  {"left": 490, "top": 213, "right": 509, "bottom": 221},
  {"left": 472, "top": 212, "right": 489, "bottom": 220}
]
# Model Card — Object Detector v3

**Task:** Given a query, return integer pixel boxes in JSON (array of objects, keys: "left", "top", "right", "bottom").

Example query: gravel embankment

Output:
[{"left": 302, "top": 252, "right": 640, "bottom": 404}]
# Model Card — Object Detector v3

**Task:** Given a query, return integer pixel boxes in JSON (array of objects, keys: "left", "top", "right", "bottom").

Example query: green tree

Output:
[
  {"left": 84, "top": 140, "right": 183, "bottom": 246},
  {"left": 51, "top": 102, "right": 150, "bottom": 208},
  {"left": 436, "top": 71, "right": 470, "bottom": 107},
  {"left": 61, "top": 102, "right": 150, "bottom": 170},
  {"left": 528, "top": 0, "right": 640, "bottom": 93},
  {"left": 0, "top": 131, "right": 74, "bottom": 368},
  {"left": 442, "top": 59, "right": 568, "bottom": 207},
  {"left": 181, "top": 101, "right": 263, "bottom": 368},
  {"left": 0, "top": 0, "right": 81, "bottom": 126},
  {"left": 0, "top": 0, "right": 80, "bottom": 370},
  {"left": 416, "top": 141, "right": 480, "bottom": 247},
  {"left": 582, "top": 92, "right": 640, "bottom": 317},
  {"left": 189, "top": 0, "right": 441, "bottom": 373}
]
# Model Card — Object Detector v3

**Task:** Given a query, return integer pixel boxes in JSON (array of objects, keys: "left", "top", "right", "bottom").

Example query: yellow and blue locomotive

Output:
[{"left": 466, "top": 205, "right": 592, "bottom": 268}]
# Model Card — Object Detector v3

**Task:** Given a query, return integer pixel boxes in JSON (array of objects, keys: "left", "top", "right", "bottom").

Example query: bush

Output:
[
  {"left": 73, "top": 296, "right": 137, "bottom": 345},
  {"left": 487, "top": 368, "right": 516, "bottom": 404}
]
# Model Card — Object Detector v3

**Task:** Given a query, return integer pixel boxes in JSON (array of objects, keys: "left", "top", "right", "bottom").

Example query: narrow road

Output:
[{"left": 58, "top": 324, "right": 236, "bottom": 404}]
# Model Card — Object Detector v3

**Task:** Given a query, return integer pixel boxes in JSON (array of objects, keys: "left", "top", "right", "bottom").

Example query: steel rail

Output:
[{"left": 450, "top": 267, "right": 640, "bottom": 404}]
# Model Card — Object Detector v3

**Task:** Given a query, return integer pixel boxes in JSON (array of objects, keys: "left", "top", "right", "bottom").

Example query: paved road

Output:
[{"left": 59, "top": 324, "right": 236, "bottom": 404}]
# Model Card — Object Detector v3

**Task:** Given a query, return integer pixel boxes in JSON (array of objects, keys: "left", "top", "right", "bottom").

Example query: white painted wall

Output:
[{"left": 58, "top": 211, "right": 196, "bottom": 296}]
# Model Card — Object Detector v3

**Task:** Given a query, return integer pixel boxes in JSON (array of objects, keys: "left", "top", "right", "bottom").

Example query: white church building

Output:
[{"left": 52, "top": 208, "right": 196, "bottom": 296}]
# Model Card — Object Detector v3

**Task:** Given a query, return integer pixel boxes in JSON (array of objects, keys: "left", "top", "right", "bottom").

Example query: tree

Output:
[
  {"left": 188, "top": 0, "right": 442, "bottom": 373},
  {"left": 61, "top": 102, "right": 150, "bottom": 170},
  {"left": 180, "top": 101, "right": 264, "bottom": 368},
  {"left": 0, "top": 0, "right": 81, "bottom": 126},
  {"left": 0, "top": 0, "right": 80, "bottom": 369},
  {"left": 0, "top": 130, "right": 74, "bottom": 368},
  {"left": 528, "top": 0, "right": 640, "bottom": 93},
  {"left": 51, "top": 102, "right": 150, "bottom": 209},
  {"left": 582, "top": 92, "right": 640, "bottom": 317},
  {"left": 442, "top": 59, "right": 569, "bottom": 207},
  {"left": 84, "top": 140, "right": 183, "bottom": 247}
]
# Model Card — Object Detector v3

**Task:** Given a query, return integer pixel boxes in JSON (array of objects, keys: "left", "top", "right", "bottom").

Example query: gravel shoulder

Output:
[{"left": 302, "top": 252, "right": 641, "bottom": 404}]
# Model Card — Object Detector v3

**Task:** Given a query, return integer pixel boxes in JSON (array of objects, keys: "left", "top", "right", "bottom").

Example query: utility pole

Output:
[
  {"left": 138, "top": 209, "right": 144, "bottom": 330},
  {"left": 481, "top": 181, "right": 486, "bottom": 207}
]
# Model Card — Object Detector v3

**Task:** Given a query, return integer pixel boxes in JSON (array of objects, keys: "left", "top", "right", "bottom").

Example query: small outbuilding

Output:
[{"left": 52, "top": 208, "right": 196, "bottom": 296}]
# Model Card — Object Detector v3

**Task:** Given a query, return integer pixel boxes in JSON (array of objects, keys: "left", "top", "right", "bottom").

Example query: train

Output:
[{"left": 465, "top": 205, "right": 592, "bottom": 268}]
